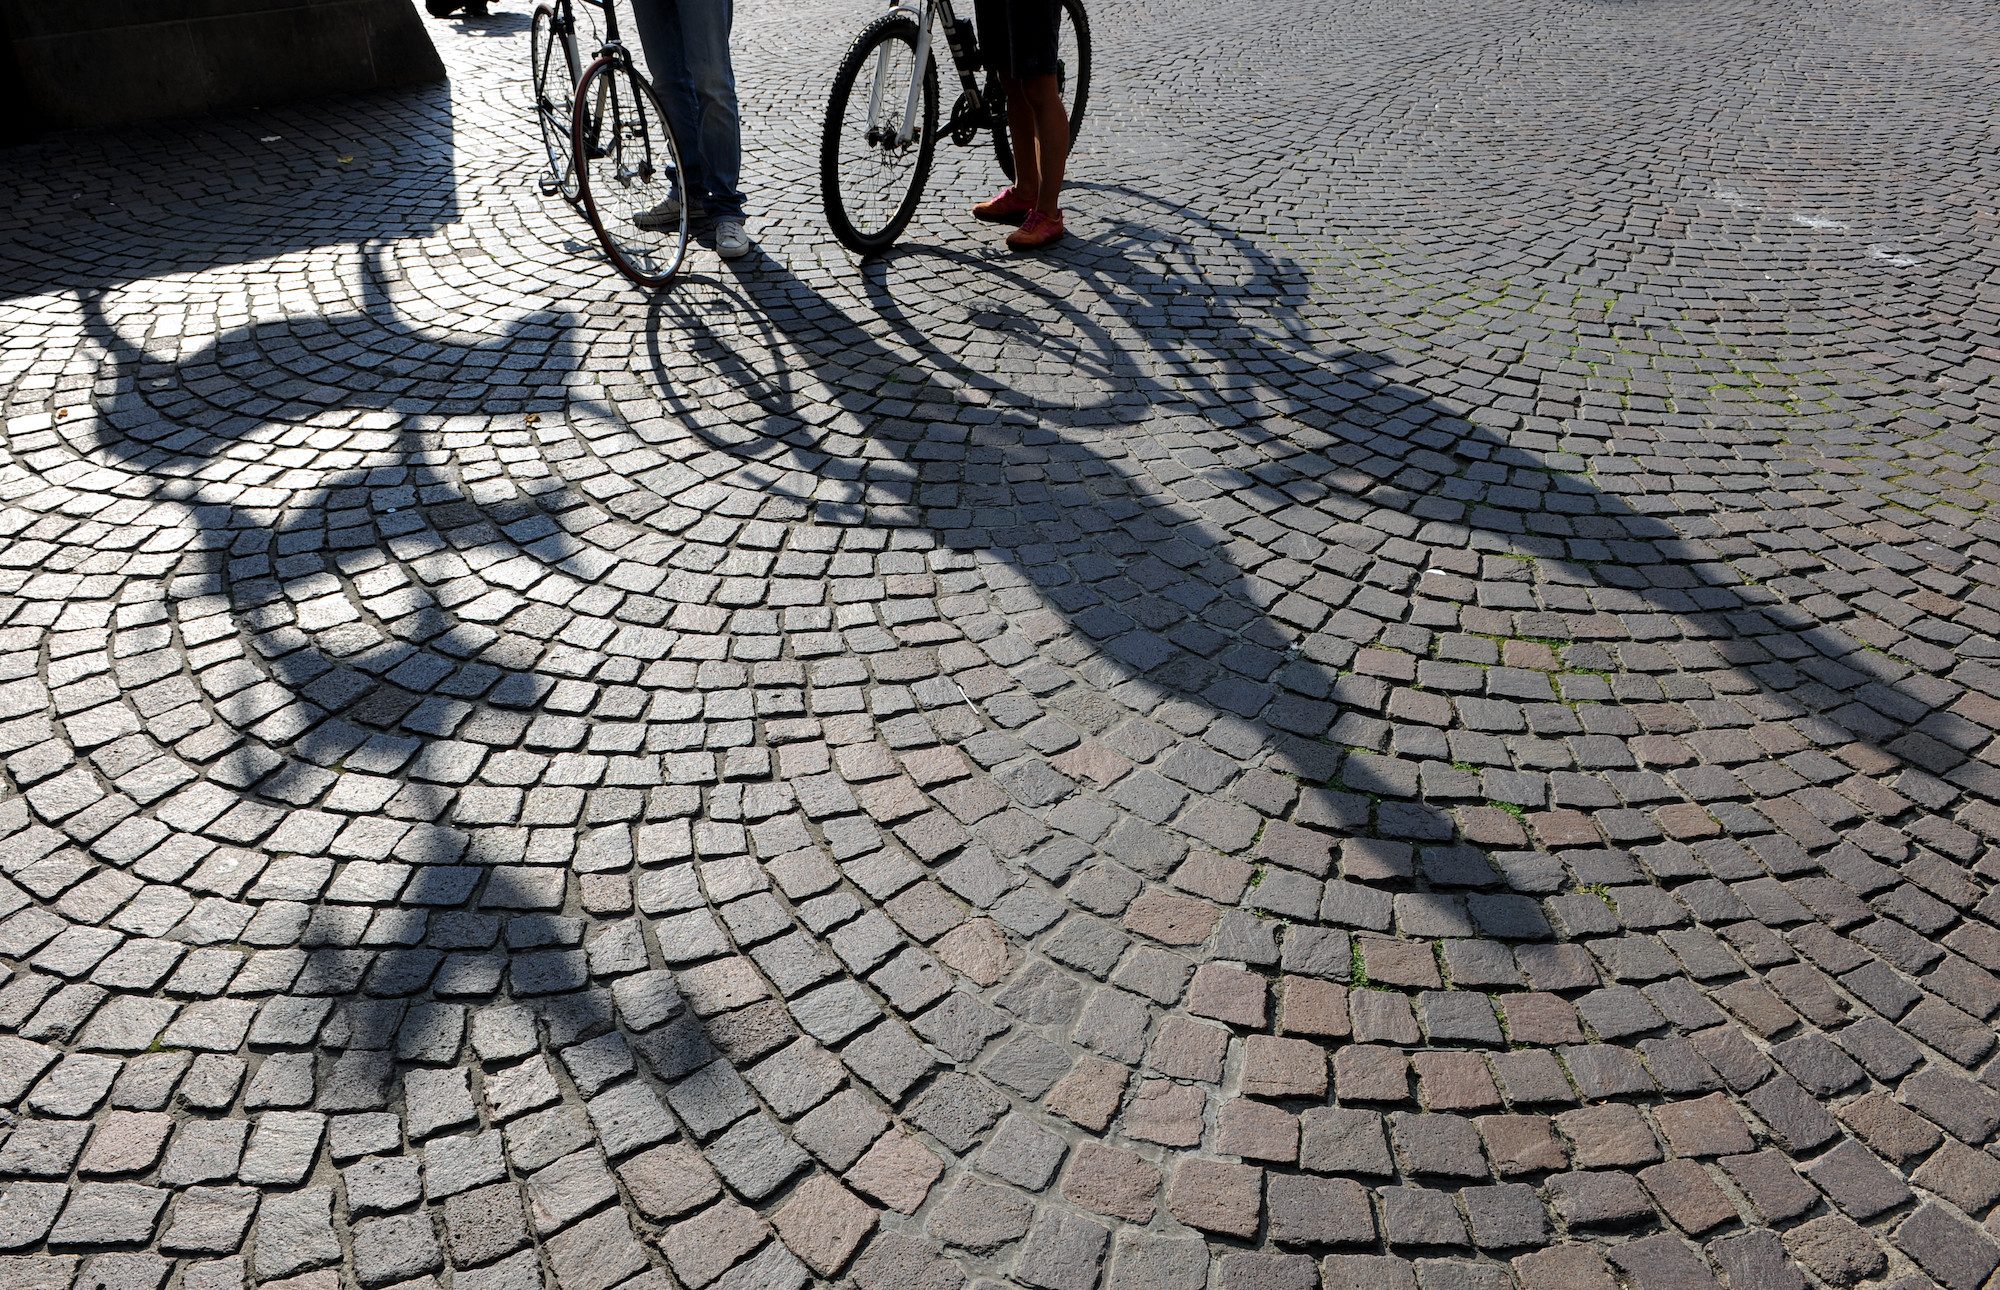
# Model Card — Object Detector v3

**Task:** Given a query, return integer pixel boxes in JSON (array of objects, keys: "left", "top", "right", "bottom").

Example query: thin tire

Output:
[
  {"left": 573, "top": 57, "right": 689, "bottom": 290},
  {"left": 531, "top": 4, "right": 583, "bottom": 204},
  {"left": 993, "top": 0, "right": 1092, "bottom": 181},
  {"left": 821, "top": 14, "right": 940, "bottom": 256}
]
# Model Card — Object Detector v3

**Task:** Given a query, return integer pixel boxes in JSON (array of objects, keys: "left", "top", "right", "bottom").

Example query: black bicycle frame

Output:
[
  {"left": 929, "top": 0, "right": 1013, "bottom": 140},
  {"left": 547, "top": 0, "right": 629, "bottom": 67}
]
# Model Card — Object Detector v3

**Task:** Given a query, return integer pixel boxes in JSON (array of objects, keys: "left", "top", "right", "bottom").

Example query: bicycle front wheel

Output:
[
  {"left": 573, "top": 57, "right": 689, "bottom": 290},
  {"left": 531, "top": 4, "right": 583, "bottom": 203},
  {"left": 994, "top": 0, "right": 1093, "bottom": 181},
  {"left": 821, "top": 13, "right": 939, "bottom": 256}
]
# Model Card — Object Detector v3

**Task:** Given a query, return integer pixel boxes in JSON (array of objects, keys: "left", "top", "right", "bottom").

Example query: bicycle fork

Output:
[{"left": 869, "top": 0, "right": 981, "bottom": 148}]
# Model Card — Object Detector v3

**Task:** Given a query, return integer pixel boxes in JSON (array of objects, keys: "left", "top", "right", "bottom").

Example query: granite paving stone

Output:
[
  {"left": 47, "top": 1183, "right": 168, "bottom": 1248},
  {"left": 0, "top": 2, "right": 1994, "bottom": 1284}
]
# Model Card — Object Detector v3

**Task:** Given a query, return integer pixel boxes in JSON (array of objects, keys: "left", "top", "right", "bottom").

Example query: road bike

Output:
[
  {"left": 530, "top": 0, "right": 690, "bottom": 288},
  {"left": 820, "top": 0, "right": 1091, "bottom": 255}
]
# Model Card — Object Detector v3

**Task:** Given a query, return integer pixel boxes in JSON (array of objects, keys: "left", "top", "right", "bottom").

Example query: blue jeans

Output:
[{"left": 630, "top": 0, "right": 745, "bottom": 219}]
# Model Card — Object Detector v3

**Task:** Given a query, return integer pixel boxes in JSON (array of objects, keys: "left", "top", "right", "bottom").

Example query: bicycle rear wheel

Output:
[
  {"left": 993, "top": 0, "right": 1092, "bottom": 181},
  {"left": 821, "top": 13, "right": 939, "bottom": 256},
  {"left": 531, "top": 4, "right": 583, "bottom": 203},
  {"left": 573, "top": 56, "right": 690, "bottom": 289}
]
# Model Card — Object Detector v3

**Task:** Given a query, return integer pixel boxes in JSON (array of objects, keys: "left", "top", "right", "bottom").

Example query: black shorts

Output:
[{"left": 974, "top": 0, "right": 1060, "bottom": 81}]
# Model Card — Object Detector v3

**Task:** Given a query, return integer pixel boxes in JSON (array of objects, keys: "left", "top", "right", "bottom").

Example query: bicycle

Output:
[
  {"left": 530, "top": 0, "right": 690, "bottom": 288},
  {"left": 820, "top": 0, "right": 1092, "bottom": 255}
]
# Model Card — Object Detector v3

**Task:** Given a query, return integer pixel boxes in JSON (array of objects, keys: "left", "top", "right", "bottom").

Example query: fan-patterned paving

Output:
[{"left": 3, "top": 1, "right": 2000, "bottom": 1288}]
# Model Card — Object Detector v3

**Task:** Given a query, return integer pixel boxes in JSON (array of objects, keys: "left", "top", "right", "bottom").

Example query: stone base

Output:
[{"left": 2, "top": 0, "right": 444, "bottom": 136}]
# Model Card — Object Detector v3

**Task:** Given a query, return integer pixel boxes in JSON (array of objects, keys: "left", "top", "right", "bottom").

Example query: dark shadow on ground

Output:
[
  {"left": 16, "top": 251, "right": 784, "bottom": 1271},
  {"left": 0, "top": 79, "right": 458, "bottom": 302},
  {"left": 629, "top": 186, "right": 2000, "bottom": 981},
  {"left": 41, "top": 171, "right": 1996, "bottom": 1064},
  {"left": 449, "top": 9, "right": 535, "bottom": 36},
  {"left": 3, "top": 162, "right": 1993, "bottom": 1286},
  {"left": 70, "top": 243, "right": 597, "bottom": 855}
]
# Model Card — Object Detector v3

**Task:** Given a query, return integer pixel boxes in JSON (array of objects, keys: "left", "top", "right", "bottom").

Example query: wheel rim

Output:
[
  {"left": 1057, "top": 5, "right": 1086, "bottom": 137},
  {"left": 578, "top": 64, "right": 688, "bottom": 285},
  {"left": 834, "top": 34, "right": 927, "bottom": 243}
]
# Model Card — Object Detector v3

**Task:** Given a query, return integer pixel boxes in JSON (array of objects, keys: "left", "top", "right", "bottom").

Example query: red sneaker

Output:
[
  {"left": 1006, "top": 209, "right": 1066, "bottom": 251},
  {"left": 972, "top": 186, "right": 1035, "bottom": 225}
]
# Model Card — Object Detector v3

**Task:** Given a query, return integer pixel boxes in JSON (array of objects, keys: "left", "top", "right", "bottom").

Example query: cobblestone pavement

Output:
[{"left": 4, "top": 0, "right": 2000, "bottom": 1287}]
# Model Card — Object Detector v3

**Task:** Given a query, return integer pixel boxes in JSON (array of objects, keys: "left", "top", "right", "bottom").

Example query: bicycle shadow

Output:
[
  {"left": 61, "top": 246, "right": 614, "bottom": 869},
  {"left": 5, "top": 185, "right": 1990, "bottom": 1286},
  {"left": 655, "top": 201, "right": 2000, "bottom": 861},
  {"left": 620, "top": 197, "right": 2000, "bottom": 1261},
  {"left": 636, "top": 189, "right": 2000, "bottom": 1056},
  {"left": 11, "top": 250, "right": 784, "bottom": 1279}
]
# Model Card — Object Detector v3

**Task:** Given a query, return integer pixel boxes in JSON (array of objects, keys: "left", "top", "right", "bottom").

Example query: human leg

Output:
[
  {"left": 1004, "top": 78, "right": 1042, "bottom": 203},
  {"left": 627, "top": 0, "right": 714, "bottom": 217},
  {"left": 672, "top": 0, "right": 745, "bottom": 219},
  {"left": 1017, "top": 73, "right": 1066, "bottom": 213},
  {"left": 974, "top": 0, "right": 1064, "bottom": 243},
  {"left": 972, "top": 0, "right": 1030, "bottom": 200}
]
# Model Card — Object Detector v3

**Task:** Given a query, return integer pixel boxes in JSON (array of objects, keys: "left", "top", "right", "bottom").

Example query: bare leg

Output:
[
  {"left": 1003, "top": 77, "right": 1041, "bottom": 200},
  {"left": 1018, "top": 74, "right": 1067, "bottom": 213}
]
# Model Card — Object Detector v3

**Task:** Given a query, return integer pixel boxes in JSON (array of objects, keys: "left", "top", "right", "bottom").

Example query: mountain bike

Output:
[
  {"left": 820, "top": 0, "right": 1091, "bottom": 255},
  {"left": 530, "top": 0, "right": 690, "bottom": 288}
]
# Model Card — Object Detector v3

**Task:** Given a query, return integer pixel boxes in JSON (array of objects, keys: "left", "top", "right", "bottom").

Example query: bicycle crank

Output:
[{"left": 949, "top": 92, "right": 981, "bottom": 145}]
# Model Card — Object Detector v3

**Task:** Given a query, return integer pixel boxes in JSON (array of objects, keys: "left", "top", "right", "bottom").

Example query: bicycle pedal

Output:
[{"left": 537, "top": 177, "right": 562, "bottom": 197}]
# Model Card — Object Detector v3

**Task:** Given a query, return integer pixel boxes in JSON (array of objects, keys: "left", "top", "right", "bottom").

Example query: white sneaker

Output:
[
  {"left": 714, "top": 218, "right": 751, "bottom": 259},
  {"left": 633, "top": 196, "right": 693, "bottom": 230}
]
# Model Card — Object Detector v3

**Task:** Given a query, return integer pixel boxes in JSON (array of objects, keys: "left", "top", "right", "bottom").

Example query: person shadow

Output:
[
  {"left": 649, "top": 190, "right": 1998, "bottom": 868},
  {"left": 616, "top": 186, "right": 2000, "bottom": 1278}
]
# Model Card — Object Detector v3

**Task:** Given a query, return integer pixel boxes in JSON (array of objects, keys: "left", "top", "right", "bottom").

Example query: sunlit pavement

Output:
[{"left": 4, "top": 2, "right": 2000, "bottom": 1287}]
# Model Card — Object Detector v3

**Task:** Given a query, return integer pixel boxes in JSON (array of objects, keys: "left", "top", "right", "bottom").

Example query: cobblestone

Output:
[{"left": 0, "top": 0, "right": 1994, "bottom": 1284}]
